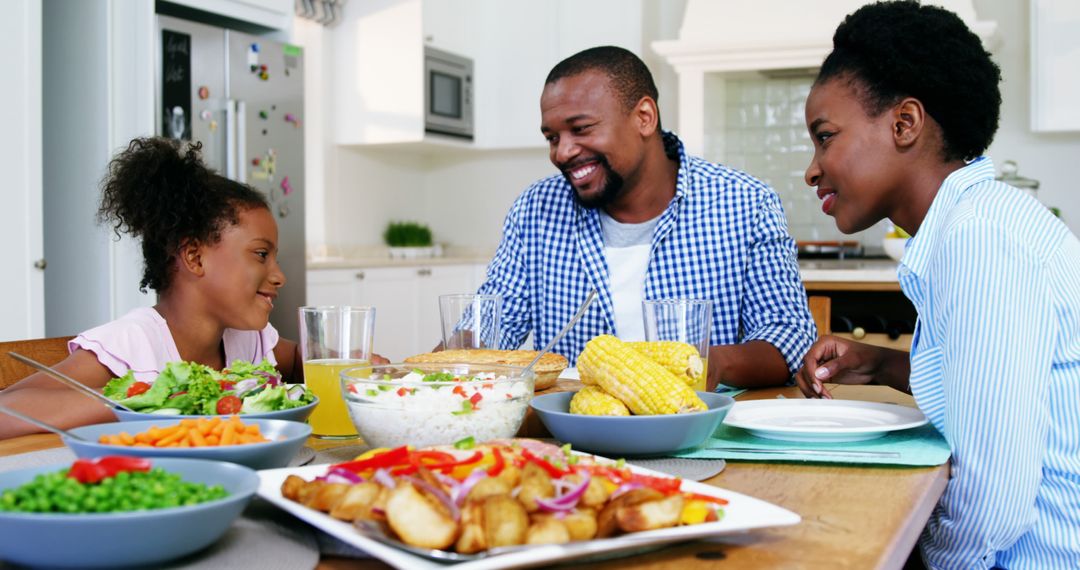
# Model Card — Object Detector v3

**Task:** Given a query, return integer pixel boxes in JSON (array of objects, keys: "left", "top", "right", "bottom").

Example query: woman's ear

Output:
[
  {"left": 178, "top": 240, "right": 206, "bottom": 277},
  {"left": 892, "top": 97, "right": 926, "bottom": 149}
]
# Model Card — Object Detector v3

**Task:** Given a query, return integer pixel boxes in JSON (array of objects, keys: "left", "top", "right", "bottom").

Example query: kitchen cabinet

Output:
[
  {"left": 332, "top": 0, "right": 642, "bottom": 149},
  {"left": 307, "top": 263, "right": 484, "bottom": 360},
  {"left": 1030, "top": 0, "right": 1080, "bottom": 132},
  {"left": 159, "top": 0, "right": 294, "bottom": 33}
]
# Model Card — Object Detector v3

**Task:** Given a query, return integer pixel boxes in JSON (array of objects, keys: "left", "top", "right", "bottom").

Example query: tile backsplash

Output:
[{"left": 703, "top": 74, "right": 887, "bottom": 250}]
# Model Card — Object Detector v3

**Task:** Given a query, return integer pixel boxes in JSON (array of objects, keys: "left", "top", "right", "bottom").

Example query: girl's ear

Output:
[
  {"left": 892, "top": 97, "right": 926, "bottom": 149},
  {"left": 178, "top": 240, "right": 206, "bottom": 277}
]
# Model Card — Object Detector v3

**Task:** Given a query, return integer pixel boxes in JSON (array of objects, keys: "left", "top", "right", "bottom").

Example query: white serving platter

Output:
[{"left": 257, "top": 460, "right": 799, "bottom": 569}]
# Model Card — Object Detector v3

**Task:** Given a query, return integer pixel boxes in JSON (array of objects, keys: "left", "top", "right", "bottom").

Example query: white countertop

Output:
[
  {"left": 311, "top": 253, "right": 899, "bottom": 282},
  {"left": 799, "top": 259, "right": 899, "bottom": 282}
]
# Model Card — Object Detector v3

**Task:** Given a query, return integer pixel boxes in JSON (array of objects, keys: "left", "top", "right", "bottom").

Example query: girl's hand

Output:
[{"left": 796, "top": 335, "right": 886, "bottom": 398}]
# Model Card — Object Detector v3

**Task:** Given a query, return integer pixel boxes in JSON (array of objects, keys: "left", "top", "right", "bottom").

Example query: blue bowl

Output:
[
  {"left": 112, "top": 397, "right": 319, "bottom": 423},
  {"left": 0, "top": 457, "right": 258, "bottom": 568},
  {"left": 529, "top": 391, "right": 734, "bottom": 457},
  {"left": 63, "top": 418, "right": 312, "bottom": 470}
]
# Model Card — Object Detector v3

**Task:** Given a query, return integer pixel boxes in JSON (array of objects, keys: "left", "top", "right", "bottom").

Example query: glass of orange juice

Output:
[{"left": 298, "top": 306, "right": 375, "bottom": 439}]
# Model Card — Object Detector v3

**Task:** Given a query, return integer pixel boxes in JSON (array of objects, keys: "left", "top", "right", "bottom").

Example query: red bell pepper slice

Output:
[
  {"left": 487, "top": 447, "right": 506, "bottom": 477},
  {"left": 628, "top": 472, "right": 683, "bottom": 494},
  {"left": 333, "top": 445, "right": 411, "bottom": 473},
  {"left": 468, "top": 392, "right": 483, "bottom": 406},
  {"left": 684, "top": 492, "right": 729, "bottom": 506},
  {"left": 521, "top": 449, "right": 569, "bottom": 478}
]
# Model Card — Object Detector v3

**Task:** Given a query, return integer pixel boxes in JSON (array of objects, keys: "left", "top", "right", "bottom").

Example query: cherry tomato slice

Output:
[
  {"left": 219, "top": 380, "right": 236, "bottom": 391},
  {"left": 126, "top": 382, "right": 152, "bottom": 397},
  {"left": 216, "top": 395, "right": 243, "bottom": 415}
]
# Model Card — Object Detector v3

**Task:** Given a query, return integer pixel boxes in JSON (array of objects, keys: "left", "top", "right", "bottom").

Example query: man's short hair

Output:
[{"left": 546, "top": 46, "right": 660, "bottom": 116}]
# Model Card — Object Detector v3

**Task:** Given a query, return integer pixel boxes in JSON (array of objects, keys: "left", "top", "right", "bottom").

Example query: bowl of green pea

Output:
[{"left": 0, "top": 456, "right": 258, "bottom": 568}]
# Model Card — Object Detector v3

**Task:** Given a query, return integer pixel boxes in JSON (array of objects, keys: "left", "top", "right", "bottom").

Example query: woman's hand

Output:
[{"left": 796, "top": 335, "right": 891, "bottom": 398}]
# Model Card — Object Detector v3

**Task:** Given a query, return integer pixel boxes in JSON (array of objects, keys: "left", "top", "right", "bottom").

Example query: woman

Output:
[{"left": 795, "top": 2, "right": 1080, "bottom": 569}]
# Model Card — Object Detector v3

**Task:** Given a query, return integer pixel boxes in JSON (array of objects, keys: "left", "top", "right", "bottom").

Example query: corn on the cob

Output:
[
  {"left": 569, "top": 385, "right": 631, "bottom": 416},
  {"left": 628, "top": 341, "right": 705, "bottom": 387},
  {"left": 577, "top": 335, "right": 707, "bottom": 415}
]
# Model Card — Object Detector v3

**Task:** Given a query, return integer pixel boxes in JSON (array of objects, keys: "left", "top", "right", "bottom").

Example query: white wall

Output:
[
  {"left": 978, "top": 0, "right": 1080, "bottom": 232},
  {"left": 319, "top": 0, "right": 688, "bottom": 252},
  {"left": 0, "top": 0, "right": 44, "bottom": 341}
]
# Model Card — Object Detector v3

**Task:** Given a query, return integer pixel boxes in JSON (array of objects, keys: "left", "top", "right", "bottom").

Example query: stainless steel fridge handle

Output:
[
  {"left": 235, "top": 100, "right": 247, "bottom": 184},
  {"left": 225, "top": 99, "right": 237, "bottom": 180}
]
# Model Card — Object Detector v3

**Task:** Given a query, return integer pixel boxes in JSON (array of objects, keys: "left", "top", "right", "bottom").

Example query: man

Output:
[{"left": 477, "top": 46, "right": 815, "bottom": 390}]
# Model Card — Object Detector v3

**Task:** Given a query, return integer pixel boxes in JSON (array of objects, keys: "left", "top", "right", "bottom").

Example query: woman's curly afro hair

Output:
[
  {"left": 97, "top": 137, "right": 269, "bottom": 293},
  {"left": 817, "top": 0, "right": 1002, "bottom": 162}
]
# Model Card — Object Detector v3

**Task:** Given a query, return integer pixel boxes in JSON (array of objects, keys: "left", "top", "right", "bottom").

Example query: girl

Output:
[
  {"left": 1, "top": 138, "right": 298, "bottom": 439},
  {"left": 795, "top": 2, "right": 1080, "bottom": 569}
]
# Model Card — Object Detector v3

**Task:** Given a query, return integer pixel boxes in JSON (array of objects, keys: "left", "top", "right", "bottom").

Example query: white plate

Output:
[
  {"left": 557, "top": 367, "right": 580, "bottom": 381},
  {"left": 722, "top": 399, "right": 928, "bottom": 443},
  {"left": 257, "top": 461, "right": 799, "bottom": 569}
]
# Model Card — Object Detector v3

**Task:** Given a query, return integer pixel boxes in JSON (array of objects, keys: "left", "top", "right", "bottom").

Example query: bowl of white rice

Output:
[{"left": 339, "top": 363, "right": 535, "bottom": 449}]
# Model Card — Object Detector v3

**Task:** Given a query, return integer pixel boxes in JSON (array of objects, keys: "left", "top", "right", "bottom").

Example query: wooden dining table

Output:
[{"left": 0, "top": 383, "right": 948, "bottom": 570}]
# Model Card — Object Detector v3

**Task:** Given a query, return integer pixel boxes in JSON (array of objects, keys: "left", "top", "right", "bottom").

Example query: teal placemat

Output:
[{"left": 678, "top": 423, "right": 951, "bottom": 466}]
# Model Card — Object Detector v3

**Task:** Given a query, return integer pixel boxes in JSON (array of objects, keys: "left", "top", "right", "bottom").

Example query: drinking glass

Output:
[
  {"left": 298, "top": 306, "right": 375, "bottom": 439},
  {"left": 439, "top": 294, "right": 501, "bottom": 350},
  {"left": 642, "top": 299, "right": 713, "bottom": 392}
]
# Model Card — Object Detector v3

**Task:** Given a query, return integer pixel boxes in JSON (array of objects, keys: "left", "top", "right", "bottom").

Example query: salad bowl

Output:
[
  {"left": 105, "top": 359, "right": 317, "bottom": 422},
  {"left": 0, "top": 457, "right": 258, "bottom": 568},
  {"left": 63, "top": 418, "right": 312, "bottom": 470},
  {"left": 112, "top": 397, "right": 318, "bottom": 423}
]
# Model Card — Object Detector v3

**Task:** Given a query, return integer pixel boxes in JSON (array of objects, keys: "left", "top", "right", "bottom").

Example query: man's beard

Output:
[{"left": 563, "top": 155, "right": 625, "bottom": 210}]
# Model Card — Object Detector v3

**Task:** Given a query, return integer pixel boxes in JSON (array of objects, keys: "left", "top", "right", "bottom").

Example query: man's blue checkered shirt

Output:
[{"left": 477, "top": 134, "right": 816, "bottom": 376}]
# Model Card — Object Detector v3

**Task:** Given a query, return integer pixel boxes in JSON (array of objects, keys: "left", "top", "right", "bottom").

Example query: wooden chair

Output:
[
  {"left": 0, "top": 336, "right": 74, "bottom": 390},
  {"left": 808, "top": 296, "right": 831, "bottom": 338}
]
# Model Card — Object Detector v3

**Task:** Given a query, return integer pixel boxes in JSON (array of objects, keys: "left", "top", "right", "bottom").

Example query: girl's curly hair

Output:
[
  {"left": 817, "top": 1, "right": 1001, "bottom": 162},
  {"left": 97, "top": 137, "right": 268, "bottom": 293}
]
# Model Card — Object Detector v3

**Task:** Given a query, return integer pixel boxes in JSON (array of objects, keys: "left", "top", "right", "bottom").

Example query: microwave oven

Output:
[{"left": 424, "top": 46, "right": 474, "bottom": 140}]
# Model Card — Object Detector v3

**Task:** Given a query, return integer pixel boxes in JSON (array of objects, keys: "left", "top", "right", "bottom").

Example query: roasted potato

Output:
[
  {"left": 297, "top": 480, "right": 328, "bottom": 508},
  {"left": 455, "top": 500, "right": 487, "bottom": 554},
  {"left": 281, "top": 475, "right": 306, "bottom": 500},
  {"left": 596, "top": 488, "right": 664, "bottom": 538},
  {"left": 563, "top": 508, "right": 599, "bottom": 541},
  {"left": 616, "top": 495, "right": 685, "bottom": 533},
  {"left": 482, "top": 494, "right": 529, "bottom": 547},
  {"left": 385, "top": 482, "right": 459, "bottom": 550},
  {"left": 466, "top": 474, "right": 513, "bottom": 501},
  {"left": 526, "top": 517, "right": 571, "bottom": 545},
  {"left": 517, "top": 462, "right": 554, "bottom": 513},
  {"left": 329, "top": 481, "right": 382, "bottom": 521},
  {"left": 310, "top": 483, "right": 350, "bottom": 512}
]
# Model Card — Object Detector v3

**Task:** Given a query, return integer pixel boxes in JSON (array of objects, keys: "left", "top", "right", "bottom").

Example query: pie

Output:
[{"left": 403, "top": 349, "right": 568, "bottom": 390}]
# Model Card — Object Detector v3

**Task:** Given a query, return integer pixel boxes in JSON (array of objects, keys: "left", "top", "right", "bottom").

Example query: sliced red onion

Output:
[
  {"left": 373, "top": 468, "right": 396, "bottom": 489},
  {"left": 610, "top": 482, "right": 644, "bottom": 500},
  {"left": 233, "top": 378, "right": 261, "bottom": 394},
  {"left": 326, "top": 467, "right": 365, "bottom": 484},
  {"left": 406, "top": 477, "right": 460, "bottom": 521},
  {"left": 534, "top": 473, "right": 591, "bottom": 512},
  {"left": 254, "top": 369, "right": 282, "bottom": 386},
  {"left": 453, "top": 470, "right": 487, "bottom": 506},
  {"left": 286, "top": 385, "right": 306, "bottom": 401}
]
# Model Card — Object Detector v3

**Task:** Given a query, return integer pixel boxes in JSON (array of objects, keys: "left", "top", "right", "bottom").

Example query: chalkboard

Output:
[{"left": 161, "top": 29, "right": 191, "bottom": 140}]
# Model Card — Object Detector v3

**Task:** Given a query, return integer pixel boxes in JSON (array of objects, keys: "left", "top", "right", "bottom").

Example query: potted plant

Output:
[{"left": 383, "top": 221, "right": 436, "bottom": 258}]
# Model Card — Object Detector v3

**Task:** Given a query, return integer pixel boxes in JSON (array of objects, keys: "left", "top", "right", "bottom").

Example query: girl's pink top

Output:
[{"left": 69, "top": 307, "right": 279, "bottom": 382}]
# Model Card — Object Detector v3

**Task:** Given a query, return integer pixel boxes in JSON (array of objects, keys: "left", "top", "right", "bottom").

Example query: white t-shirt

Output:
[{"left": 599, "top": 210, "right": 661, "bottom": 341}]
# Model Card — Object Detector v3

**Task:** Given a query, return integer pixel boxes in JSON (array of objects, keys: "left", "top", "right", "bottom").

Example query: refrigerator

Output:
[{"left": 157, "top": 15, "right": 306, "bottom": 340}]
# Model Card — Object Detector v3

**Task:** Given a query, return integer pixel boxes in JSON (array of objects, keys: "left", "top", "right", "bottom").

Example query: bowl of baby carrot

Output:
[{"left": 61, "top": 417, "right": 312, "bottom": 470}]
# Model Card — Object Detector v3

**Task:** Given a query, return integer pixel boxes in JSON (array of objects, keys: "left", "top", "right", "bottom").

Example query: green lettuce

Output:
[
  {"left": 102, "top": 372, "right": 136, "bottom": 401},
  {"left": 241, "top": 385, "right": 304, "bottom": 413}
]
